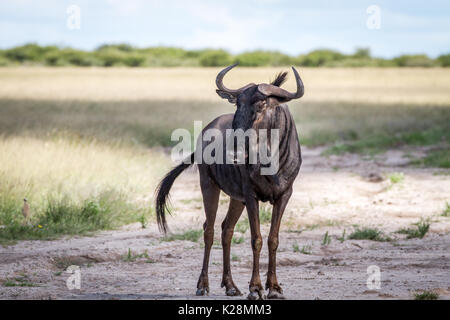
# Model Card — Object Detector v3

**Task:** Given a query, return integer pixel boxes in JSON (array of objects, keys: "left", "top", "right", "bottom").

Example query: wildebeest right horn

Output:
[
  {"left": 257, "top": 66, "right": 304, "bottom": 101},
  {"left": 216, "top": 63, "right": 255, "bottom": 96}
]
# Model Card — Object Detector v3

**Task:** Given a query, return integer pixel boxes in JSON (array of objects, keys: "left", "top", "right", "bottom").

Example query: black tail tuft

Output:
[{"left": 155, "top": 153, "right": 194, "bottom": 234}]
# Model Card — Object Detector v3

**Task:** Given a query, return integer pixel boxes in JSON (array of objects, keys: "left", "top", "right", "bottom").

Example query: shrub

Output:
[
  {"left": 393, "top": 54, "right": 435, "bottom": 67},
  {"left": 0, "top": 55, "right": 12, "bottom": 66},
  {"left": 1, "top": 44, "right": 446, "bottom": 68},
  {"left": 122, "top": 53, "right": 146, "bottom": 67},
  {"left": 437, "top": 54, "right": 450, "bottom": 67},
  {"left": 353, "top": 47, "right": 371, "bottom": 59},
  {"left": 234, "top": 50, "right": 293, "bottom": 67},
  {"left": 94, "top": 48, "right": 127, "bottom": 67},
  {"left": 5, "top": 44, "right": 58, "bottom": 64},
  {"left": 297, "top": 49, "right": 346, "bottom": 67},
  {"left": 199, "top": 49, "right": 232, "bottom": 66}
]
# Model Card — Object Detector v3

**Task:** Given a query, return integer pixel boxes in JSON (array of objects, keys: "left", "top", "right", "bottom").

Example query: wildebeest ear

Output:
[{"left": 216, "top": 90, "right": 237, "bottom": 104}]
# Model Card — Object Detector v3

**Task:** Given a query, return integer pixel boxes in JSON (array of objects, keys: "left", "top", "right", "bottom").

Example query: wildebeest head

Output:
[{"left": 216, "top": 63, "right": 304, "bottom": 131}]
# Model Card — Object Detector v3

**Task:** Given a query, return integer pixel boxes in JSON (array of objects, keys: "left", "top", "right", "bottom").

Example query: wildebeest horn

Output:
[
  {"left": 216, "top": 63, "right": 255, "bottom": 95},
  {"left": 257, "top": 67, "right": 304, "bottom": 101}
]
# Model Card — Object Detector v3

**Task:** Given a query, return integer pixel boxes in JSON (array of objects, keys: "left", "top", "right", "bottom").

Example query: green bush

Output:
[
  {"left": 94, "top": 48, "right": 127, "bottom": 67},
  {"left": 297, "top": 49, "right": 346, "bottom": 67},
  {"left": 122, "top": 53, "right": 146, "bottom": 67},
  {"left": 0, "top": 43, "right": 447, "bottom": 68},
  {"left": 437, "top": 54, "right": 450, "bottom": 67},
  {"left": 0, "top": 55, "right": 12, "bottom": 66},
  {"left": 234, "top": 50, "right": 293, "bottom": 67},
  {"left": 96, "top": 43, "right": 134, "bottom": 52},
  {"left": 393, "top": 54, "right": 435, "bottom": 67},
  {"left": 199, "top": 49, "right": 232, "bottom": 66},
  {"left": 5, "top": 44, "right": 58, "bottom": 64},
  {"left": 234, "top": 51, "right": 273, "bottom": 66},
  {"left": 353, "top": 47, "right": 371, "bottom": 59}
]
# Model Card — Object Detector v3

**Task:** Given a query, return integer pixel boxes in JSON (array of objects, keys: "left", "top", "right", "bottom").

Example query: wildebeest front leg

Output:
[
  {"left": 221, "top": 198, "right": 245, "bottom": 296},
  {"left": 196, "top": 175, "right": 220, "bottom": 296},
  {"left": 266, "top": 187, "right": 292, "bottom": 299},
  {"left": 246, "top": 196, "right": 264, "bottom": 300}
]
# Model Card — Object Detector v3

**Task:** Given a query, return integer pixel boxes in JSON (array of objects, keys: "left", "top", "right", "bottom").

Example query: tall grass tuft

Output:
[
  {"left": 396, "top": 219, "right": 430, "bottom": 239},
  {"left": 348, "top": 227, "right": 391, "bottom": 242},
  {"left": 0, "top": 192, "right": 153, "bottom": 242}
]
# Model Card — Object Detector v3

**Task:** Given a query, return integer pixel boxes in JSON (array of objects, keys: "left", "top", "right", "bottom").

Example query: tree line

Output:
[{"left": 1, "top": 43, "right": 449, "bottom": 67}]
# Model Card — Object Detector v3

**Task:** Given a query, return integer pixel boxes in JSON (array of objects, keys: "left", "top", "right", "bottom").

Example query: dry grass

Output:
[
  {"left": 0, "top": 136, "right": 169, "bottom": 241},
  {"left": 0, "top": 137, "right": 167, "bottom": 201},
  {"left": 1, "top": 67, "right": 450, "bottom": 105}
]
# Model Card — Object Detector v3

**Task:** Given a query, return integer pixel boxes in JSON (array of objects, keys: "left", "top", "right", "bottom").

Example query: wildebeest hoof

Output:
[
  {"left": 247, "top": 290, "right": 265, "bottom": 300},
  {"left": 267, "top": 289, "right": 285, "bottom": 299},
  {"left": 226, "top": 287, "right": 242, "bottom": 296},
  {"left": 196, "top": 288, "right": 208, "bottom": 296}
]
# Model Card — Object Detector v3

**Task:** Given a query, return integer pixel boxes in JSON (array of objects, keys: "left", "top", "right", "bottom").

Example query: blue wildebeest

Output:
[{"left": 156, "top": 64, "right": 304, "bottom": 299}]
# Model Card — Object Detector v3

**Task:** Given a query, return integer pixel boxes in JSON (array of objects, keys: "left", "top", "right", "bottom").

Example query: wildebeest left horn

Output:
[
  {"left": 257, "top": 66, "right": 304, "bottom": 101},
  {"left": 216, "top": 63, "right": 255, "bottom": 96}
]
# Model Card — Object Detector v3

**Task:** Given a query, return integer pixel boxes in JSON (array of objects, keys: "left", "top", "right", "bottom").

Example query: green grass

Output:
[
  {"left": 161, "top": 229, "right": 203, "bottom": 242},
  {"left": 348, "top": 227, "right": 391, "bottom": 242},
  {"left": 293, "top": 243, "right": 312, "bottom": 254},
  {"left": 323, "top": 127, "right": 449, "bottom": 157},
  {"left": 2, "top": 96, "right": 449, "bottom": 153},
  {"left": 300, "top": 245, "right": 312, "bottom": 254},
  {"left": 396, "top": 219, "right": 430, "bottom": 239},
  {"left": 3, "top": 276, "right": 39, "bottom": 287},
  {"left": 412, "top": 149, "right": 450, "bottom": 168},
  {"left": 232, "top": 235, "right": 244, "bottom": 244},
  {"left": 139, "top": 214, "right": 148, "bottom": 229},
  {"left": 3, "top": 280, "right": 39, "bottom": 287},
  {"left": 442, "top": 202, "right": 450, "bottom": 217},
  {"left": 123, "top": 248, "right": 150, "bottom": 262},
  {"left": 0, "top": 192, "right": 153, "bottom": 244},
  {"left": 322, "top": 231, "right": 331, "bottom": 245},
  {"left": 231, "top": 253, "right": 240, "bottom": 262},
  {"left": 233, "top": 205, "right": 271, "bottom": 234},
  {"left": 235, "top": 219, "right": 249, "bottom": 233},
  {"left": 259, "top": 205, "right": 272, "bottom": 224},
  {"left": 337, "top": 229, "right": 346, "bottom": 243},
  {"left": 414, "top": 291, "right": 439, "bottom": 300},
  {"left": 389, "top": 172, "right": 405, "bottom": 184}
]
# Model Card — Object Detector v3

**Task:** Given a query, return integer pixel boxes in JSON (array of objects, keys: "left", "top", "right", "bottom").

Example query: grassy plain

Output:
[{"left": 0, "top": 67, "right": 449, "bottom": 242}]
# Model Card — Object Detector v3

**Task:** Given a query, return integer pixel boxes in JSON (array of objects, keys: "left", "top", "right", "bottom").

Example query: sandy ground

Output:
[{"left": 0, "top": 147, "right": 449, "bottom": 300}]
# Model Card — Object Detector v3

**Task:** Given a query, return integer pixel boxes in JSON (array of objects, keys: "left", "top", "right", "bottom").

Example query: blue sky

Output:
[{"left": 0, "top": 0, "right": 449, "bottom": 57}]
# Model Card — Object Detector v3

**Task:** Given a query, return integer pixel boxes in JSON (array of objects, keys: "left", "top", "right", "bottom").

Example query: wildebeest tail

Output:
[{"left": 155, "top": 153, "right": 194, "bottom": 233}]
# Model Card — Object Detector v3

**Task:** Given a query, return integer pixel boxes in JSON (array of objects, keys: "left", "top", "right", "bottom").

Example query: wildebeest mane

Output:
[{"left": 270, "top": 72, "right": 288, "bottom": 87}]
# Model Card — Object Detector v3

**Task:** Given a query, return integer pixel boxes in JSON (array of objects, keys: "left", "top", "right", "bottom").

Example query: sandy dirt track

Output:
[{"left": 0, "top": 147, "right": 449, "bottom": 300}]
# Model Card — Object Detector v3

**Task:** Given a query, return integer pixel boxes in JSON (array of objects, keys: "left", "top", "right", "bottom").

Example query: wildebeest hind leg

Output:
[
  {"left": 221, "top": 198, "right": 245, "bottom": 296},
  {"left": 246, "top": 197, "right": 265, "bottom": 300},
  {"left": 266, "top": 188, "right": 292, "bottom": 299},
  {"left": 196, "top": 173, "right": 220, "bottom": 296}
]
